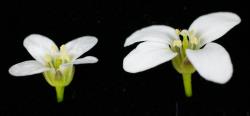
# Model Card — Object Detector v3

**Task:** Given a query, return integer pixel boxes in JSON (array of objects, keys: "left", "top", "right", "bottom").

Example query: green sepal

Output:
[
  {"left": 43, "top": 65, "right": 75, "bottom": 102},
  {"left": 171, "top": 56, "right": 195, "bottom": 74}
]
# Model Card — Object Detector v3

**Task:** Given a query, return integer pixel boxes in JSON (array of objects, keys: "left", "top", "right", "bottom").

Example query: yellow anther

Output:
[
  {"left": 54, "top": 57, "right": 62, "bottom": 69},
  {"left": 180, "top": 30, "right": 189, "bottom": 37},
  {"left": 176, "top": 29, "right": 181, "bottom": 35},
  {"left": 189, "top": 30, "right": 194, "bottom": 36},
  {"left": 44, "top": 54, "right": 54, "bottom": 68},
  {"left": 60, "top": 45, "right": 67, "bottom": 57},
  {"left": 190, "top": 36, "right": 199, "bottom": 45},
  {"left": 172, "top": 40, "right": 182, "bottom": 47},
  {"left": 60, "top": 45, "right": 66, "bottom": 53}
]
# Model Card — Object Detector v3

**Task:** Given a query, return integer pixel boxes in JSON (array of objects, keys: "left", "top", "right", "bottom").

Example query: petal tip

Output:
[
  {"left": 77, "top": 35, "right": 98, "bottom": 43},
  {"left": 122, "top": 56, "right": 141, "bottom": 73},
  {"left": 8, "top": 61, "right": 48, "bottom": 77},
  {"left": 8, "top": 65, "right": 18, "bottom": 76},
  {"left": 220, "top": 12, "right": 241, "bottom": 25},
  {"left": 123, "top": 60, "right": 140, "bottom": 74},
  {"left": 82, "top": 36, "right": 98, "bottom": 45},
  {"left": 215, "top": 64, "right": 233, "bottom": 84},
  {"left": 23, "top": 34, "right": 46, "bottom": 44},
  {"left": 123, "top": 25, "right": 177, "bottom": 47},
  {"left": 92, "top": 57, "right": 99, "bottom": 63}
]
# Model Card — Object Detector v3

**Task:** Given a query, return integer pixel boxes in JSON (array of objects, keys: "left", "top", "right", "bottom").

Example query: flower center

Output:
[
  {"left": 44, "top": 45, "right": 72, "bottom": 70},
  {"left": 171, "top": 29, "right": 200, "bottom": 52},
  {"left": 170, "top": 29, "right": 198, "bottom": 74}
]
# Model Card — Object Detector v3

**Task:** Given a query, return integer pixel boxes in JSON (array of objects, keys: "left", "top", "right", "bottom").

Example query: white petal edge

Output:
[
  {"left": 123, "top": 41, "right": 177, "bottom": 73},
  {"left": 23, "top": 34, "right": 58, "bottom": 64},
  {"left": 65, "top": 36, "right": 98, "bottom": 60},
  {"left": 124, "top": 25, "right": 179, "bottom": 47},
  {"left": 73, "top": 56, "right": 98, "bottom": 65},
  {"left": 188, "top": 12, "right": 241, "bottom": 46},
  {"left": 9, "top": 60, "right": 49, "bottom": 76},
  {"left": 186, "top": 42, "right": 233, "bottom": 84}
]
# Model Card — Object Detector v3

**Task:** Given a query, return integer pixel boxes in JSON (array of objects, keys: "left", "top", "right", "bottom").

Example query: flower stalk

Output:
[
  {"left": 171, "top": 30, "right": 196, "bottom": 97},
  {"left": 182, "top": 73, "right": 192, "bottom": 97},
  {"left": 55, "top": 86, "right": 65, "bottom": 103}
]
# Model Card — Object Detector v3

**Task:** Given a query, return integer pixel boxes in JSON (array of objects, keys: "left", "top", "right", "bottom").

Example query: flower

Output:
[
  {"left": 9, "top": 34, "right": 98, "bottom": 102},
  {"left": 123, "top": 12, "right": 241, "bottom": 97}
]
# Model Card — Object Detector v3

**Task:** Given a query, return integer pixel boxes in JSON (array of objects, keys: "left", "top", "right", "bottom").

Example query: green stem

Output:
[
  {"left": 182, "top": 73, "right": 192, "bottom": 97},
  {"left": 55, "top": 86, "right": 65, "bottom": 103}
]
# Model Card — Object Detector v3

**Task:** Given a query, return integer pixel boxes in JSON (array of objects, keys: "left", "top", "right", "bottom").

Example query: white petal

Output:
[
  {"left": 23, "top": 34, "right": 58, "bottom": 64},
  {"left": 73, "top": 56, "right": 98, "bottom": 65},
  {"left": 65, "top": 36, "right": 98, "bottom": 60},
  {"left": 123, "top": 42, "right": 177, "bottom": 73},
  {"left": 186, "top": 43, "right": 233, "bottom": 84},
  {"left": 124, "top": 25, "right": 179, "bottom": 47},
  {"left": 9, "top": 60, "right": 49, "bottom": 76},
  {"left": 189, "top": 12, "right": 241, "bottom": 46}
]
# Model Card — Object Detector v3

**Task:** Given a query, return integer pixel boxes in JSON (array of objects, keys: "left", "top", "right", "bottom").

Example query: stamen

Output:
[
  {"left": 189, "top": 30, "right": 194, "bottom": 36},
  {"left": 53, "top": 57, "right": 62, "bottom": 69},
  {"left": 190, "top": 36, "right": 198, "bottom": 45},
  {"left": 60, "top": 44, "right": 70, "bottom": 63},
  {"left": 60, "top": 45, "right": 66, "bottom": 54},
  {"left": 180, "top": 30, "right": 189, "bottom": 37},
  {"left": 44, "top": 54, "right": 54, "bottom": 68},
  {"left": 172, "top": 29, "right": 200, "bottom": 57},
  {"left": 176, "top": 29, "right": 181, "bottom": 35},
  {"left": 172, "top": 40, "right": 182, "bottom": 48}
]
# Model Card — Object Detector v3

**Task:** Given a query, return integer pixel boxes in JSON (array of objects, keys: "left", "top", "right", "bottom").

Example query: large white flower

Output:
[
  {"left": 123, "top": 12, "right": 241, "bottom": 96},
  {"left": 9, "top": 34, "right": 98, "bottom": 102}
]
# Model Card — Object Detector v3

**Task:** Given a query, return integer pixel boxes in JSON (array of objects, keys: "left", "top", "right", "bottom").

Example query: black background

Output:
[{"left": 3, "top": 0, "right": 249, "bottom": 115}]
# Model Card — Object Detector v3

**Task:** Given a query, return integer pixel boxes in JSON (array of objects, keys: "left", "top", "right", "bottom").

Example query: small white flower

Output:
[
  {"left": 9, "top": 34, "right": 98, "bottom": 102},
  {"left": 123, "top": 12, "right": 241, "bottom": 96}
]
